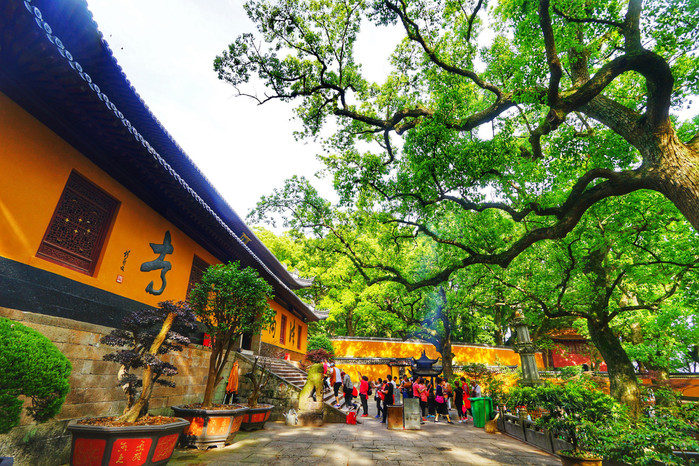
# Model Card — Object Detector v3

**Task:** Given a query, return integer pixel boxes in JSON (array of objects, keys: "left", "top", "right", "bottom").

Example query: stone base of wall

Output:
[{"left": 0, "top": 306, "right": 229, "bottom": 465}]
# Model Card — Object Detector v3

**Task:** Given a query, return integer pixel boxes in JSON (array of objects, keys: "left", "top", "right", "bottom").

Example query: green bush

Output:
[
  {"left": 507, "top": 380, "right": 699, "bottom": 463},
  {"left": 306, "top": 333, "right": 334, "bottom": 354},
  {"left": 507, "top": 380, "right": 622, "bottom": 454},
  {"left": 593, "top": 404, "right": 699, "bottom": 465},
  {"left": 0, "top": 317, "right": 72, "bottom": 433}
]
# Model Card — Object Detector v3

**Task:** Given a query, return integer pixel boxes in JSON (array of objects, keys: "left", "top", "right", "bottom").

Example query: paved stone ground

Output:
[{"left": 169, "top": 403, "right": 558, "bottom": 465}]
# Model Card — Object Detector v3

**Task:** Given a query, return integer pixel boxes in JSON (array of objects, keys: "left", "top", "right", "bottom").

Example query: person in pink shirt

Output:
[
  {"left": 359, "top": 375, "right": 370, "bottom": 417},
  {"left": 412, "top": 375, "right": 420, "bottom": 398},
  {"left": 417, "top": 377, "right": 429, "bottom": 420}
]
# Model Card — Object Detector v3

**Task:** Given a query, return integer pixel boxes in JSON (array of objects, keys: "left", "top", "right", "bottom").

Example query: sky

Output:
[{"left": 85, "top": 0, "right": 400, "bottom": 224}]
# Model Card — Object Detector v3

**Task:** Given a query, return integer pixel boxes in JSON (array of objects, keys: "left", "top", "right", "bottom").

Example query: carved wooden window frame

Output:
[
  {"left": 37, "top": 171, "right": 119, "bottom": 275},
  {"left": 279, "top": 314, "right": 287, "bottom": 345}
]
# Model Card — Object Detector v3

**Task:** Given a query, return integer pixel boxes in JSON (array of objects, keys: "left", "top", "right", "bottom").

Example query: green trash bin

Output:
[{"left": 471, "top": 397, "right": 494, "bottom": 428}]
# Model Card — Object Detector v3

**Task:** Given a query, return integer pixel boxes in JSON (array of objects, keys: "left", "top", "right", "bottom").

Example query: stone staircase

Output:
[{"left": 256, "top": 357, "right": 336, "bottom": 405}]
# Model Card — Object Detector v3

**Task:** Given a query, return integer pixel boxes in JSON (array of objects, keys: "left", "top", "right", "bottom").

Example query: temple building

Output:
[{"left": 0, "top": 0, "right": 321, "bottom": 365}]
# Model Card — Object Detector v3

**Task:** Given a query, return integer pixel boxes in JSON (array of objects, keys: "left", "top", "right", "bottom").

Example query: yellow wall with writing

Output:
[
  {"left": 0, "top": 92, "right": 223, "bottom": 306},
  {"left": 260, "top": 300, "right": 307, "bottom": 354}
]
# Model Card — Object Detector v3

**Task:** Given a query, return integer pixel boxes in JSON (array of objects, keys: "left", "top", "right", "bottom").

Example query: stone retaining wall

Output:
[
  {"left": 0, "top": 306, "right": 342, "bottom": 465},
  {"left": 0, "top": 306, "right": 231, "bottom": 465}
]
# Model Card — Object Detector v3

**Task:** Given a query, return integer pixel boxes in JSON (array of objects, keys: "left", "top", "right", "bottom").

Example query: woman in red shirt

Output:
[
  {"left": 359, "top": 375, "right": 370, "bottom": 417},
  {"left": 462, "top": 379, "right": 472, "bottom": 423}
]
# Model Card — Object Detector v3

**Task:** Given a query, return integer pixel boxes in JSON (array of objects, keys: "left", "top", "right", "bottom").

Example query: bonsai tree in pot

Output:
[
  {"left": 240, "top": 357, "right": 275, "bottom": 431},
  {"left": 100, "top": 300, "right": 198, "bottom": 422},
  {"left": 512, "top": 379, "right": 622, "bottom": 465},
  {"left": 67, "top": 300, "right": 197, "bottom": 465},
  {"left": 0, "top": 317, "right": 71, "bottom": 434},
  {"left": 176, "top": 261, "right": 275, "bottom": 447}
]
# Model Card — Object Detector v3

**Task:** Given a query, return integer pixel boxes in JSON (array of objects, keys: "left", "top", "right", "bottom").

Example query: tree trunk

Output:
[
  {"left": 649, "top": 129, "right": 699, "bottom": 231},
  {"left": 346, "top": 309, "right": 355, "bottom": 336},
  {"left": 117, "top": 312, "right": 176, "bottom": 422},
  {"left": 587, "top": 319, "right": 641, "bottom": 418},
  {"left": 441, "top": 336, "right": 453, "bottom": 381},
  {"left": 202, "top": 342, "right": 222, "bottom": 408},
  {"left": 494, "top": 304, "right": 503, "bottom": 345}
]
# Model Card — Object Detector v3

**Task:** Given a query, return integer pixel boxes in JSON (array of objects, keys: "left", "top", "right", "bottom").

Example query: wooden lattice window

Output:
[
  {"left": 297, "top": 325, "right": 302, "bottom": 350},
  {"left": 280, "top": 315, "right": 287, "bottom": 345},
  {"left": 186, "top": 255, "right": 210, "bottom": 299},
  {"left": 37, "top": 171, "right": 118, "bottom": 275}
]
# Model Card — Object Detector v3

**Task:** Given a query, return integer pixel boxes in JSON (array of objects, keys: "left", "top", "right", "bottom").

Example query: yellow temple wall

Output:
[
  {"left": 330, "top": 337, "right": 545, "bottom": 382},
  {"left": 260, "top": 300, "right": 308, "bottom": 355},
  {"left": 0, "top": 92, "right": 219, "bottom": 306}
]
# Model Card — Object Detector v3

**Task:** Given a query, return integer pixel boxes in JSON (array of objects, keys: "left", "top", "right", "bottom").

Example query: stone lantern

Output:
[{"left": 512, "top": 311, "right": 543, "bottom": 386}]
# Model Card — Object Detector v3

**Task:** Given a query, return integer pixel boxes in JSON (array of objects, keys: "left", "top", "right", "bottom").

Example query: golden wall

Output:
[
  {"left": 0, "top": 92, "right": 218, "bottom": 306},
  {"left": 0, "top": 91, "right": 308, "bottom": 354},
  {"left": 260, "top": 300, "right": 307, "bottom": 355},
  {"left": 331, "top": 338, "right": 545, "bottom": 382}
]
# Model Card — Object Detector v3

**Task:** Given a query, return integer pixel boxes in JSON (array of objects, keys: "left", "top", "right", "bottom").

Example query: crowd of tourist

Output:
[{"left": 318, "top": 362, "right": 483, "bottom": 425}]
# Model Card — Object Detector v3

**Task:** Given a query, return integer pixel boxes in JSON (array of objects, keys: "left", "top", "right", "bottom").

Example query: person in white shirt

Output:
[
  {"left": 471, "top": 381, "right": 482, "bottom": 398},
  {"left": 330, "top": 364, "right": 343, "bottom": 407}
]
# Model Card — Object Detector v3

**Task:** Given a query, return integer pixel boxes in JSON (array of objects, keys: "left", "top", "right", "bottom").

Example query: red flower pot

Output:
[
  {"left": 240, "top": 404, "right": 274, "bottom": 431},
  {"left": 171, "top": 405, "right": 248, "bottom": 450},
  {"left": 67, "top": 417, "right": 189, "bottom": 466}
]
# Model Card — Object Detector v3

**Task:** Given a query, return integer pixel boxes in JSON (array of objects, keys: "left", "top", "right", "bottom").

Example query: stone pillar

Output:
[{"left": 512, "top": 311, "right": 543, "bottom": 386}]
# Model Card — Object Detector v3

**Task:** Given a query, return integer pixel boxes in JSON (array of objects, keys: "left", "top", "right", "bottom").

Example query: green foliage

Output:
[
  {"left": 189, "top": 261, "right": 275, "bottom": 340},
  {"left": 189, "top": 261, "right": 275, "bottom": 406},
  {"left": 306, "top": 333, "right": 334, "bottom": 354},
  {"left": 593, "top": 404, "right": 699, "bottom": 465},
  {"left": 508, "top": 382, "right": 699, "bottom": 462},
  {"left": 461, "top": 363, "right": 510, "bottom": 405},
  {"left": 507, "top": 380, "right": 623, "bottom": 453},
  {"left": 0, "top": 317, "right": 71, "bottom": 434}
]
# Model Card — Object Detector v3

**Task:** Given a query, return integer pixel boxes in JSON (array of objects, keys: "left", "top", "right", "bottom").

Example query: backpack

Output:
[{"left": 346, "top": 410, "right": 357, "bottom": 424}]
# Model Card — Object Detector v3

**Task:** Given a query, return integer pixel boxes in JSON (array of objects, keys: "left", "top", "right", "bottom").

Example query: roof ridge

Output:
[{"left": 22, "top": 0, "right": 321, "bottom": 320}]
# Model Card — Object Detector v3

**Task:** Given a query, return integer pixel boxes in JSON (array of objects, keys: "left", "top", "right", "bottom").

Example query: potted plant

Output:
[
  {"left": 66, "top": 300, "right": 197, "bottom": 466},
  {"left": 0, "top": 317, "right": 72, "bottom": 436},
  {"left": 523, "top": 380, "right": 619, "bottom": 466},
  {"left": 240, "top": 357, "right": 274, "bottom": 431},
  {"left": 173, "top": 261, "right": 275, "bottom": 449}
]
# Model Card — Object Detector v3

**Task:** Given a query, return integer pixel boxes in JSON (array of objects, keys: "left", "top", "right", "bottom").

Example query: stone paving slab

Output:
[{"left": 169, "top": 407, "right": 559, "bottom": 466}]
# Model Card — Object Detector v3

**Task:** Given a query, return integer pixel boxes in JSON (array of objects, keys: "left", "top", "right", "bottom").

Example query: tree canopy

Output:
[
  {"left": 218, "top": 0, "right": 699, "bottom": 413},
  {"left": 217, "top": 0, "right": 699, "bottom": 292}
]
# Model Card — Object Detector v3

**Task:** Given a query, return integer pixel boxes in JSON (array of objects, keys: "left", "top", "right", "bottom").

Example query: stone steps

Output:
[{"left": 255, "top": 356, "right": 337, "bottom": 406}]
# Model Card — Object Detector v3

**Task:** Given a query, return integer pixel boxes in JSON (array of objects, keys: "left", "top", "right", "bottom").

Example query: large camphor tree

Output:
[
  {"left": 483, "top": 193, "right": 699, "bottom": 415},
  {"left": 216, "top": 0, "right": 699, "bottom": 410}
]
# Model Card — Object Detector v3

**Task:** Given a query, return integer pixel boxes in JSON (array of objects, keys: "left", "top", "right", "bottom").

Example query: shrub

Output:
[
  {"left": 101, "top": 300, "right": 197, "bottom": 422},
  {"left": 594, "top": 404, "right": 699, "bottom": 465},
  {"left": 306, "top": 348, "right": 334, "bottom": 363},
  {"left": 0, "top": 317, "right": 71, "bottom": 434},
  {"left": 306, "top": 333, "right": 334, "bottom": 354},
  {"left": 507, "top": 380, "right": 623, "bottom": 454},
  {"left": 189, "top": 261, "right": 275, "bottom": 408}
]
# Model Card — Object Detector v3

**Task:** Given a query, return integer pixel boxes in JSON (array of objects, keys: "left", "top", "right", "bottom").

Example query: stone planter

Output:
[
  {"left": 240, "top": 404, "right": 274, "bottom": 431},
  {"left": 171, "top": 405, "right": 249, "bottom": 450},
  {"left": 558, "top": 451, "right": 603, "bottom": 466},
  {"left": 66, "top": 417, "right": 189, "bottom": 466}
]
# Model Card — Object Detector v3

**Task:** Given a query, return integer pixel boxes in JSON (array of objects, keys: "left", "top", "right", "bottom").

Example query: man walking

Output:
[{"left": 342, "top": 371, "right": 354, "bottom": 409}]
